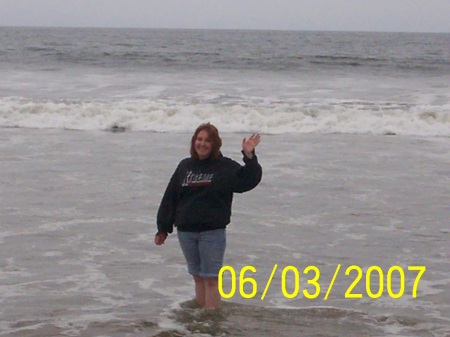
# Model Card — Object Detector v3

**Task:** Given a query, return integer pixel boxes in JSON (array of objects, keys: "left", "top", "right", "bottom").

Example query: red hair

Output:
[{"left": 190, "top": 123, "right": 222, "bottom": 160}]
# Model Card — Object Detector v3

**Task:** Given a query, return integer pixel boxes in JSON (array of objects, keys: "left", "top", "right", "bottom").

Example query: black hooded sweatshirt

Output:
[{"left": 157, "top": 152, "right": 262, "bottom": 233}]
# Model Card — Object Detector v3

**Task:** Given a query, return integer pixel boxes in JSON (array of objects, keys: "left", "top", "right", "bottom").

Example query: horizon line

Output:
[{"left": 0, "top": 24, "right": 448, "bottom": 34}]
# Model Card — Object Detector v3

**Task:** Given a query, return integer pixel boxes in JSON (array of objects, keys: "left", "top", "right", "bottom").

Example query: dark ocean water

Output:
[
  {"left": 1, "top": 27, "right": 448, "bottom": 73},
  {"left": 0, "top": 27, "right": 449, "bottom": 135}
]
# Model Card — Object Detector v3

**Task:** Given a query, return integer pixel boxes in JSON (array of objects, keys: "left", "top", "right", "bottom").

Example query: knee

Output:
[
  {"left": 204, "top": 277, "right": 218, "bottom": 288},
  {"left": 193, "top": 275, "right": 204, "bottom": 284}
]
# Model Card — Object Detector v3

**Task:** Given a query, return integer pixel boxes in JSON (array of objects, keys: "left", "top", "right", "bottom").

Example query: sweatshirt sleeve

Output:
[
  {"left": 232, "top": 151, "right": 263, "bottom": 193},
  {"left": 156, "top": 165, "right": 181, "bottom": 234}
]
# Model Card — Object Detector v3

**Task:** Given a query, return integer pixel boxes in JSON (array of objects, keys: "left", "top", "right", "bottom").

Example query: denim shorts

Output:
[{"left": 177, "top": 228, "right": 226, "bottom": 278}]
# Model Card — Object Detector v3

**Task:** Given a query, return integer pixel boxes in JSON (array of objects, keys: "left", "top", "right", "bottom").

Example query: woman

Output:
[{"left": 154, "top": 123, "right": 262, "bottom": 309}]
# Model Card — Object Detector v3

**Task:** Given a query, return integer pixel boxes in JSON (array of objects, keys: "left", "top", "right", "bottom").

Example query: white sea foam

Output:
[
  {"left": 1, "top": 96, "right": 448, "bottom": 136},
  {"left": 136, "top": 278, "right": 156, "bottom": 290}
]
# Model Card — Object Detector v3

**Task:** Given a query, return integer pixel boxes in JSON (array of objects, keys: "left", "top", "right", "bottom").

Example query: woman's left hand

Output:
[{"left": 242, "top": 133, "right": 261, "bottom": 158}]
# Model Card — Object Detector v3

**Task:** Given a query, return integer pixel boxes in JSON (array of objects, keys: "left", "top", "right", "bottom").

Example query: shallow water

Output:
[{"left": 1, "top": 129, "right": 449, "bottom": 336}]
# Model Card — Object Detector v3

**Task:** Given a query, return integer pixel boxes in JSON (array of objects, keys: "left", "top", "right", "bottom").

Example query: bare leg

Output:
[
  {"left": 204, "top": 277, "right": 221, "bottom": 309},
  {"left": 193, "top": 275, "right": 205, "bottom": 307}
]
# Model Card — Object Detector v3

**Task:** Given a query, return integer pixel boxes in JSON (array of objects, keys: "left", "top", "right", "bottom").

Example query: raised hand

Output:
[{"left": 242, "top": 133, "right": 261, "bottom": 158}]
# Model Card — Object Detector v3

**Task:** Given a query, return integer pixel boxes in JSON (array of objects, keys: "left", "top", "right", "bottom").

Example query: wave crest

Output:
[{"left": 1, "top": 97, "right": 448, "bottom": 136}]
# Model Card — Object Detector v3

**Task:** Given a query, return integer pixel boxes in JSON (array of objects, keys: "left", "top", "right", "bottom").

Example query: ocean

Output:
[
  {"left": 0, "top": 27, "right": 449, "bottom": 136},
  {"left": 0, "top": 27, "right": 449, "bottom": 337}
]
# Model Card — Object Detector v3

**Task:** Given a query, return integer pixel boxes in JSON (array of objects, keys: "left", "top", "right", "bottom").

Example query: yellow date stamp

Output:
[{"left": 218, "top": 264, "right": 426, "bottom": 300}]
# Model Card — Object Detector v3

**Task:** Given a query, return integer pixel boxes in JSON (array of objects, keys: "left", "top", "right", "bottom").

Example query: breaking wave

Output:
[{"left": 1, "top": 97, "right": 448, "bottom": 136}]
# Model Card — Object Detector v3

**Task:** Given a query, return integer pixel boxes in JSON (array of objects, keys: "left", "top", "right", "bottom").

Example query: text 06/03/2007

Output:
[{"left": 218, "top": 264, "right": 426, "bottom": 300}]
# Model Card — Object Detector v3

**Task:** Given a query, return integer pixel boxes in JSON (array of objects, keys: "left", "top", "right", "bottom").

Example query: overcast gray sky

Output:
[{"left": 0, "top": 0, "right": 449, "bottom": 33}]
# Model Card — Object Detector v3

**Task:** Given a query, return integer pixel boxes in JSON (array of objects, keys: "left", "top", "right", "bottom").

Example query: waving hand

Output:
[{"left": 242, "top": 134, "right": 261, "bottom": 158}]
